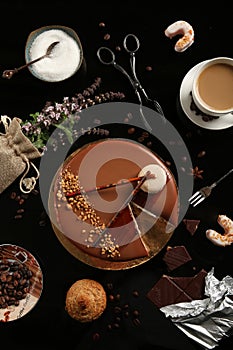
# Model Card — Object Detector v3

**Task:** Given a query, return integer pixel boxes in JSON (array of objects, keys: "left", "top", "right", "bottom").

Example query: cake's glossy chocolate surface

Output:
[{"left": 50, "top": 138, "right": 179, "bottom": 263}]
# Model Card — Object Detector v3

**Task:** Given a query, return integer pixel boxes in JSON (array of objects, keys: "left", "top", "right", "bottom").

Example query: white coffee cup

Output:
[{"left": 192, "top": 57, "right": 233, "bottom": 117}]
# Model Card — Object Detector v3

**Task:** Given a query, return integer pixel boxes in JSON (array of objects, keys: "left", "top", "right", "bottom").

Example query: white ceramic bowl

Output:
[{"left": 25, "top": 25, "right": 83, "bottom": 82}]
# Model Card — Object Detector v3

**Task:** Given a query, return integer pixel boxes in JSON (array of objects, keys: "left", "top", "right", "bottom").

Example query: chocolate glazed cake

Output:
[{"left": 49, "top": 138, "right": 179, "bottom": 269}]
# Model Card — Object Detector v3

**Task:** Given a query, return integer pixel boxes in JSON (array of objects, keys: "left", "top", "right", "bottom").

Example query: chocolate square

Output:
[
  {"left": 162, "top": 245, "right": 192, "bottom": 271},
  {"left": 183, "top": 219, "right": 200, "bottom": 235}
]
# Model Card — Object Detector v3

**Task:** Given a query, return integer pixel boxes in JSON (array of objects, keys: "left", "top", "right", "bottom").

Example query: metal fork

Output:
[{"left": 188, "top": 168, "right": 233, "bottom": 207}]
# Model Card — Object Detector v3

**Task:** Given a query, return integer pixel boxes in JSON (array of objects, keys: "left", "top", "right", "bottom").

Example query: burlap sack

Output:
[{"left": 0, "top": 115, "right": 41, "bottom": 194}]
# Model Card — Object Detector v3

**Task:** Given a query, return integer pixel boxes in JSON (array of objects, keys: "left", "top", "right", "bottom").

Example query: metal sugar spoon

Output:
[{"left": 2, "top": 41, "right": 60, "bottom": 79}]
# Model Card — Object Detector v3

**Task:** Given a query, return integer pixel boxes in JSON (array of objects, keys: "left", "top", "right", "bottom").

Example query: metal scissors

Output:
[{"left": 97, "top": 34, "right": 166, "bottom": 132}]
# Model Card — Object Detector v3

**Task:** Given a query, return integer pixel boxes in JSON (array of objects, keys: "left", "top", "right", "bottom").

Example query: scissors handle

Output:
[
  {"left": 97, "top": 47, "right": 115, "bottom": 65},
  {"left": 97, "top": 34, "right": 140, "bottom": 65},
  {"left": 97, "top": 46, "right": 138, "bottom": 89},
  {"left": 123, "top": 34, "right": 140, "bottom": 53}
]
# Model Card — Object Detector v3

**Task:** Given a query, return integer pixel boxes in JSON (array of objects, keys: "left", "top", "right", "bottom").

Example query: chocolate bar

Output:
[{"left": 147, "top": 269, "right": 207, "bottom": 308}]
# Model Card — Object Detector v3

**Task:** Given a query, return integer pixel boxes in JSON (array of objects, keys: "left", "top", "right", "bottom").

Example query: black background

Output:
[{"left": 0, "top": 1, "right": 233, "bottom": 349}]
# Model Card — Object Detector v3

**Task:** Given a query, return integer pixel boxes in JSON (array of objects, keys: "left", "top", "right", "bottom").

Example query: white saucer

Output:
[{"left": 179, "top": 60, "right": 233, "bottom": 130}]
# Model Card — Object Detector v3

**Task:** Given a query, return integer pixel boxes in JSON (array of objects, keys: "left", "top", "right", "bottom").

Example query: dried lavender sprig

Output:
[
  {"left": 49, "top": 127, "right": 110, "bottom": 152},
  {"left": 20, "top": 77, "right": 125, "bottom": 150}
]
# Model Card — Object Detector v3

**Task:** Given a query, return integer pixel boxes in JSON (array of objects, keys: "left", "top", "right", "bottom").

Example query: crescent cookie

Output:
[
  {"left": 165, "top": 20, "right": 194, "bottom": 52},
  {"left": 65, "top": 279, "right": 107, "bottom": 322},
  {"left": 206, "top": 214, "right": 233, "bottom": 247}
]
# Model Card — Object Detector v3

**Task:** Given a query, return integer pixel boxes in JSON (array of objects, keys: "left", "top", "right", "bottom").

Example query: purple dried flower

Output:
[{"left": 20, "top": 77, "right": 125, "bottom": 150}]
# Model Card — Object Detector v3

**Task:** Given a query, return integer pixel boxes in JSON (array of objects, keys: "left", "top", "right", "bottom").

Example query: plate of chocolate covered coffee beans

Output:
[{"left": 0, "top": 244, "right": 43, "bottom": 322}]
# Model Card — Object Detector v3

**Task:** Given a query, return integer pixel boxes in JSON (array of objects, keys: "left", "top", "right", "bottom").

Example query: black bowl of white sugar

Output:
[{"left": 25, "top": 25, "right": 83, "bottom": 82}]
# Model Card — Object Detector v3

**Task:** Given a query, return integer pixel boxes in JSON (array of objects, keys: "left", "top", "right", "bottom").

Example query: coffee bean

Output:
[
  {"left": 197, "top": 150, "right": 206, "bottom": 158},
  {"left": 128, "top": 127, "right": 135, "bottom": 134},
  {"left": 10, "top": 192, "right": 16, "bottom": 199},
  {"left": 132, "top": 290, "right": 139, "bottom": 297},
  {"left": 107, "top": 283, "right": 113, "bottom": 291},
  {"left": 92, "top": 332, "right": 100, "bottom": 341},
  {"left": 108, "top": 294, "right": 115, "bottom": 302},
  {"left": 114, "top": 306, "right": 121, "bottom": 314},
  {"left": 104, "top": 33, "right": 110, "bottom": 40},
  {"left": 133, "top": 318, "right": 141, "bottom": 326},
  {"left": 133, "top": 310, "right": 140, "bottom": 317},
  {"left": 137, "top": 136, "right": 145, "bottom": 143},
  {"left": 0, "top": 260, "right": 32, "bottom": 309},
  {"left": 142, "top": 131, "right": 149, "bottom": 138},
  {"left": 107, "top": 324, "right": 112, "bottom": 331},
  {"left": 31, "top": 189, "right": 39, "bottom": 195},
  {"left": 14, "top": 215, "right": 23, "bottom": 220},
  {"left": 115, "top": 293, "right": 121, "bottom": 301}
]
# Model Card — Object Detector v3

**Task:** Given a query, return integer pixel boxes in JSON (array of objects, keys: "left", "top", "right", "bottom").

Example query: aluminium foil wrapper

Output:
[{"left": 160, "top": 267, "right": 233, "bottom": 349}]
